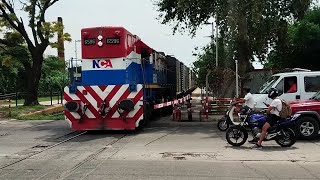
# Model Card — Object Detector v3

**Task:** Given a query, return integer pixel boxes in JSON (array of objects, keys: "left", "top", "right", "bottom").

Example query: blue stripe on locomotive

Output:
[{"left": 81, "top": 62, "right": 154, "bottom": 86}]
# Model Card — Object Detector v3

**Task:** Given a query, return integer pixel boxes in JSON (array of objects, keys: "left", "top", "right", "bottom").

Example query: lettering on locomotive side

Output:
[{"left": 93, "top": 59, "right": 113, "bottom": 69}]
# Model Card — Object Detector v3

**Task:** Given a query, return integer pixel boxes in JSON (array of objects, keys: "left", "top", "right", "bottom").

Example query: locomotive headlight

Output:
[
  {"left": 64, "top": 101, "right": 80, "bottom": 112},
  {"left": 97, "top": 35, "right": 103, "bottom": 40},
  {"left": 97, "top": 41, "right": 103, "bottom": 47},
  {"left": 118, "top": 99, "right": 134, "bottom": 111}
]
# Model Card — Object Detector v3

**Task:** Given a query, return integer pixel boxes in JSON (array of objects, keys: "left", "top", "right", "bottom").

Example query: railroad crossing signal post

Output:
[{"left": 206, "top": 70, "right": 212, "bottom": 99}]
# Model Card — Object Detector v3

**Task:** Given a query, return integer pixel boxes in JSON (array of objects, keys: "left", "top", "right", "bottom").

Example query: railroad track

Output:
[
  {"left": 0, "top": 129, "right": 129, "bottom": 180},
  {"left": 1, "top": 125, "right": 175, "bottom": 179},
  {"left": 0, "top": 131, "right": 87, "bottom": 170},
  {"left": 144, "top": 127, "right": 180, "bottom": 146},
  {"left": 56, "top": 134, "right": 128, "bottom": 180}
]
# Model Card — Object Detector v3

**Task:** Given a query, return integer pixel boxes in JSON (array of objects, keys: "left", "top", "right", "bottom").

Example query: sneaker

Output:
[
  {"left": 251, "top": 143, "right": 263, "bottom": 149},
  {"left": 248, "top": 139, "right": 258, "bottom": 144}
]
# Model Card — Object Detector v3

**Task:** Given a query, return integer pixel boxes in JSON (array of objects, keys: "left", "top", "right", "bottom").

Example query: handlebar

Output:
[{"left": 260, "top": 109, "right": 266, "bottom": 113}]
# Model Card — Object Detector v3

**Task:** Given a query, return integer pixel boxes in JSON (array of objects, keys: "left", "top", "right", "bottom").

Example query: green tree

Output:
[
  {"left": 266, "top": 7, "right": 320, "bottom": 70},
  {"left": 156, "top": 0, "right": 312, "bottom": 75},
  {"left": 0, "top": 0, "right": 71, "bottom": 105},
  {"left": 0, "top": 32, "right": 29, "bottom": 94},
  {"left": 39, "top": 56, "right": 68, "bottom": 93},
  {"left": 192, "top": 42, "right": 238, "bottom": 97}
]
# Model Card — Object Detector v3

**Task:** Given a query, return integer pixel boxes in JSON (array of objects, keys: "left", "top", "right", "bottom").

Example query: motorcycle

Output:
[
  {"left": 217, "top": 102, "right": 249, "bottom": 131},
  {"left": 225, "top": 105, "right": 300, "bottom": 147},
  {"left": 217, "top": 103, "right": 234, "bottom": 131}
]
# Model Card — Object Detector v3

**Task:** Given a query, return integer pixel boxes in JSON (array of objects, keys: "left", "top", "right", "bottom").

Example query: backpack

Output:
[{"left": 278, "top": 99, "right": 292, "bottom": 119}]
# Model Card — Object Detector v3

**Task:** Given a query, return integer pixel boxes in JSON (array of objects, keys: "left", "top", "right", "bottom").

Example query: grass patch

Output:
[
  {"left": 0, "top": 105, "right": 64, "bottom": 120},
  {"left": 17, "top": 113, "right": 65, "bottom": 120}
]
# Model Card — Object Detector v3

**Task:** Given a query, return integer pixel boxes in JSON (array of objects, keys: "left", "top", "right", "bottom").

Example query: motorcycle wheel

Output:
[
  {"left": 217, "top": 119, "right": 229, "bottom": 131},
  {"left": 275, "top": 128, "right": 296, "bottom": 147},
  {"left": 226, "top": 125, "right": 248, "bottom": 146}
]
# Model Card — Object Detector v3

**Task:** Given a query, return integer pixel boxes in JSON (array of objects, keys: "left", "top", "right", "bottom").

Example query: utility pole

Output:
[
  {"left": 75, "top": 40, "right": 81, "bottom": 60},
  {"left": 215, "top": 14, "right": 218, "bottom": 68},
  {"left": 235, "top": 60, "right": 239, "bottom": 98},
  {"left": 206, "top": 70, "right": 212, "bottom": 99},
  {"left": 204, "top": 14, "right": 219, "bottom": 98}
]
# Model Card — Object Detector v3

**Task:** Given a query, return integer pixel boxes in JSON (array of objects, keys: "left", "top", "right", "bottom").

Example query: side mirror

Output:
[{"left": 278, "top": 89, "right": 284, "bottom": 95}]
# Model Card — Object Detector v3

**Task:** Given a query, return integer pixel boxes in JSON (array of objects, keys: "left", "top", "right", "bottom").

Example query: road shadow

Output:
[
  {"left": 225, "top": 145, "right": 299, "bottom": 152},
  {"left": 297, "top": 135, "right": 320, "bottom": 142},
  {"left": 27, "top": 120, "right": 135, "bottom": 144}
]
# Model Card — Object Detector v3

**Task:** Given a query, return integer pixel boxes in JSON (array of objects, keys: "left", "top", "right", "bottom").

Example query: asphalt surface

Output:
[{"left": 0, "top": 118, "right": 320, "bottom": 180}]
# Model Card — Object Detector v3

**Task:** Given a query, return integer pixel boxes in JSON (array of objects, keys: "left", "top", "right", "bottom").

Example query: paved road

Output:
[{"left": 0, "top": 118, "right": 320, "bottom": 179}]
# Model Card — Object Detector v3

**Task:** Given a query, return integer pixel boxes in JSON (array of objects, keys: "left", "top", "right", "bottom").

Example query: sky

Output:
[{"left": 41, "top": 0, "right": 263, "bottom": 68}]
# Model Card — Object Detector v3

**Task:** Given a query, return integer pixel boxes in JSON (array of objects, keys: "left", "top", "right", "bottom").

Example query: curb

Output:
[{"left": 22, "top": 105, "right": 64, "bottom": 117}]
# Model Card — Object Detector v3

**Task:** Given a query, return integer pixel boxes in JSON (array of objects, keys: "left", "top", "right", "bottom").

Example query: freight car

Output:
[{"left": 64, "top": 26, "right": 196, "bottom": 130}]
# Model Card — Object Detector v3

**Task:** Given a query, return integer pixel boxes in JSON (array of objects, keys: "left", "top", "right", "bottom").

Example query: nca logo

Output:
[{"left": 93, "top": 59, "right": 113, "bottom": 69}]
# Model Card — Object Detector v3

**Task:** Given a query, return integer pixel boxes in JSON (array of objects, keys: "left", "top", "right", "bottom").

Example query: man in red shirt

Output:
[{"left": 287, "top": 79, "right": 297, "bottom": 93}]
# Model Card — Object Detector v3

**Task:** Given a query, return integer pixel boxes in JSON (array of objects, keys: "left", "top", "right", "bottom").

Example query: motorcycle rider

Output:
[
  {"left": 252, "top": 88, "right": 282, "bottom": 149},
  {"left": 232, "top": 87, "right": 255, "bottom": 112},
  {"left": 232, "top": 87, "right": 256, "bottom": 143}
]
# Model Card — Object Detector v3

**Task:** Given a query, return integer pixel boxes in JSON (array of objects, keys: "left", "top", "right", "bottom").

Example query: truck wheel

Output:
[{"left": 296, "top": 117, "right": 319, "bottom": 140}]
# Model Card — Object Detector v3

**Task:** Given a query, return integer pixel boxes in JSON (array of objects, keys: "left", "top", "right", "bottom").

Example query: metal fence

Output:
[{"left": 0, "top": 90, "right": 63, "bottom": 106}]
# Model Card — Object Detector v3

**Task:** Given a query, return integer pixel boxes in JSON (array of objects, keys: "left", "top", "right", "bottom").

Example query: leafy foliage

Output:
[
  {"left": 0, "top": 48, "right": 67, "bottom": 95},
  {"left": 0, "top": 32, "right": 29, "bottom": 94},
  {"left": 192, "top": 43, "right": 238, "bottom": 97},
  {"left": 266, "top": 7, "right": 320, "bottom": 70},
  {"left": 39, "top": 56, "right": 68, "bottom": 92},
  {"left": 0, "top": 0, "right": 71, "bottom": 105},
  {"left": 156, "top": 0, "right": 312, "bottom": 74}
]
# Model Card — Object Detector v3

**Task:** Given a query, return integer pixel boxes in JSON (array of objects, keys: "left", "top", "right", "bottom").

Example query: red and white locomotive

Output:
[{"left": 64, "top": 27, "right": 196, "bottom": 130}]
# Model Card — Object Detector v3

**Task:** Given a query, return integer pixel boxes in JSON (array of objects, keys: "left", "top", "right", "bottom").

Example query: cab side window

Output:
[
  {"left": 275, "top": 76, "right": 298, "bottom": 94},
  {"left": 305, "top": 76, "right": 320, "bottom": 92},
  {"left": 284, "top": 76, "right": 297, "bottom": 93}
]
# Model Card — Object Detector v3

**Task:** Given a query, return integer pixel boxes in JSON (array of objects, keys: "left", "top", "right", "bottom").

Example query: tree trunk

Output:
[
  {"left": 236, "top": 6, "right": 253, "bottom": 75},
  {"left": 24, "top": 52, "right": 44, "bottom": 106}
]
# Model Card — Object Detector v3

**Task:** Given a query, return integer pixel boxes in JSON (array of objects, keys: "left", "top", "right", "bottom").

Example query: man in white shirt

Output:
[
  {"left": 252, "top": 88, "right": 282, "bottom": 149},
  {"left": 243, "top": 88, "right": 255, "bottom": 109},
  {"left": 232, "top": 87, "right": 256, "bottom": 143},
  {"left": 232, "top": 87, "right": 255, "bottom": 112}
]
